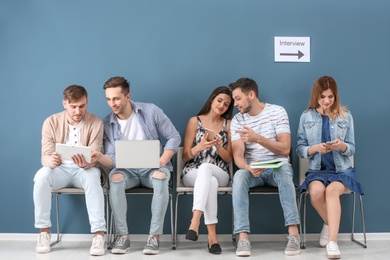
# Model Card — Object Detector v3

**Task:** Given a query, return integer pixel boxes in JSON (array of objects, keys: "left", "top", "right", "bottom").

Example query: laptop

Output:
[{"left": 115, "top": 140, "right": 160, "bottom": 169}]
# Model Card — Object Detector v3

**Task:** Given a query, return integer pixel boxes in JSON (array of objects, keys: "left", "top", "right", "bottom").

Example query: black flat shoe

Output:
[
  {"left": 185, "top": 229, "right": 198, "bottom": 241},
  {"left": 208, "top": 243, "right": 222, "bottom": 254}
]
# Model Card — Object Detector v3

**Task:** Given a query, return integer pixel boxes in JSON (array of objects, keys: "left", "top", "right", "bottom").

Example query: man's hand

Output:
[
  {"left": 72, "top": 154, "right": 88, "bottom": 168},
  {"left": 51, "top": 152, "right": 62, "bottom": 168},
  {"left": 235, "top": 125, "right": 260, "bottom": 143},
  {"left": 246, "top": 164, "right": 264, "bottom": 177},
  {"left": 91, "top": 150, "right": 101, "bottom": 164}
]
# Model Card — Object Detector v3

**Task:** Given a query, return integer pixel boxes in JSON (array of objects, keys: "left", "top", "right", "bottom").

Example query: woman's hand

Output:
[
  {"left": 198, "top": 133, "right": 215, "bottom": 150},
  {"left": 315, "top": 143, "right": 332, "bottom": 154},
  {"left": 326, "top": 139, "right": 345, "bottom": 152}
]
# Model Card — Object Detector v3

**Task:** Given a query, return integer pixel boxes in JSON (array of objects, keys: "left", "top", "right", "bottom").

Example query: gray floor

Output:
[{"left": 0, "top": 236, "right": 388, "bottom": 260}]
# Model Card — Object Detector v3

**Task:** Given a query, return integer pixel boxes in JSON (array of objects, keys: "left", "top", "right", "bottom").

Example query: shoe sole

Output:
[
  {"left": 111, "top": 248, "right": 129, "bottom": 254},
  {"left": 36, "top": 248, "right": 50, "bottom": 254},
  {"left": 327, "top": 254, "right": 341, "bottom": 259},
  {"left": 143, "top": 250, "right": 159, "bottom": 255},
  {"left": 236, "top": 251, "right": 251, "bottom": 257},
  {"left": 90, "top": 251, "right": 105, "bottom": 256},
  {"left": 284, "top": 250, "right": 301, "bottom": 256}
]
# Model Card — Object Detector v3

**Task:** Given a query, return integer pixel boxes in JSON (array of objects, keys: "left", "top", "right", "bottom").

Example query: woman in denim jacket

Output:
[{"left": 296, "top": 76, "right": 364, "bottom": 259}]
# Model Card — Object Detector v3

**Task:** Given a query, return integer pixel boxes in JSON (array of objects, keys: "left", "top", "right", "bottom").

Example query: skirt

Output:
[{"left": 299, "top": 167, "right": 364, "bottom": 195}]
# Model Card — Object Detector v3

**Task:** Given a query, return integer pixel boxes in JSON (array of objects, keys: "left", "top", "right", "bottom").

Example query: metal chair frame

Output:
[
  {"left": 298, "top": 156, "right": 367, "bottom": 249},
  {"left": 108, "top": 176, "right": 175, "bottom": 249},
  {"left": 50, "top": 187, "right": 110, "bottom": 248},
  {"left": 174, "top": 147, "right": 233, "bottom": 249}
]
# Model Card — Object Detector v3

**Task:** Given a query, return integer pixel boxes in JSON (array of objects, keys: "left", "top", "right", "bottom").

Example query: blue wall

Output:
[{"left": 1, "top": 0, "right": 389, "bottom": 235}]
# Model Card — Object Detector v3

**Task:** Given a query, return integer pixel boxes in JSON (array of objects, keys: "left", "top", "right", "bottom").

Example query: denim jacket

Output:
[
  {"left": 103, "top": 101, "right": 181, "bottom": 171},
  {"left": 296, "top": 109, "right": 355, "bottom": 172}
]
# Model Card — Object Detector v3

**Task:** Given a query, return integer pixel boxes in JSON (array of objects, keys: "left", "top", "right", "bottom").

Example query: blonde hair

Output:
[{"left": 308, "top": 76, "right": 346, "bottom": 121}]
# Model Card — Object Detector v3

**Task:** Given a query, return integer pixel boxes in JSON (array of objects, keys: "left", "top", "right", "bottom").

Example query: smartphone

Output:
[
  {"left": 204, "top": 128, "right": 215, "bottom": 141},
  {"left": 326, "top": 140, "right": 336, "bottom": 145}
]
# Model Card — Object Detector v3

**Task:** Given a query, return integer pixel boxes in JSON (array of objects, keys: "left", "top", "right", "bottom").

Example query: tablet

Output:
[
  {"left": 55, "top": 143, "right": 92, "bottom": 163},
  {"left": 250, "top": 159, "right": 287, "bottom": 169}
]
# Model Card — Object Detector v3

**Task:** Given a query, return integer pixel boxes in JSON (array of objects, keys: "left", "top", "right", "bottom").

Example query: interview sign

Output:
[{"left": 274, "top": 37, "right": 310, "bottom": 62}]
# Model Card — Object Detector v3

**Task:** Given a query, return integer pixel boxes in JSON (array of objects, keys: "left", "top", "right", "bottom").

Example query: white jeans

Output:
[
  {"left": 33, "top": 165, "right": 106, "bottom": 233},
  {"left": 183, "top": 163, "right": 229, "bottom": 225}
]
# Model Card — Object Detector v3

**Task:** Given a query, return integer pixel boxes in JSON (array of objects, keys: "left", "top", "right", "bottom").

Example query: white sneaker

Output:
[
  {"left": 319, "top": 223, "right": 329, "bottom": 247},
  {"left": 326, "top": 241, "right": 341, "bottom": 259},
  {"left": 36, "top": 232, "right": 51, "bottom": 254},
  {"left": 90, "top": 235, "right": 105, "bottom": 256}
]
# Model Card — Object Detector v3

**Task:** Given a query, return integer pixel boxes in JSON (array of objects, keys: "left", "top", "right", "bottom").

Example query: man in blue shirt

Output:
[{"left": 92, "top": 76, "right": 180, "bottom": 255}]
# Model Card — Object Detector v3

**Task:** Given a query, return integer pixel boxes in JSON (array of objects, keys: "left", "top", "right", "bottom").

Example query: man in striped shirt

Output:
[{"left": 229, "top": 78, "right": 300, "bottom": 257}]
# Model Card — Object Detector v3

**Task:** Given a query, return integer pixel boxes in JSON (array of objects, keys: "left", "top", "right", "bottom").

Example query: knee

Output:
[
  {"left": 309, "top": 188, "right": 325, "bottom": 202},
  {"left": 233, "top": 170, "right": 248, "bottom": 188},
  {"left": 34, "top": 167, "right": 52, "bottom": 183},
  {"left": 110, "top": 173, "right": 124, "bottom": 183},
  {"left": 198, "top": 163, "right": 213, "bottom": 173},
  {"left": 325, "top": 185, "right": 340, "bottom": 198},
  {"left": 152, "top": 171, "right": 168, "bottom": 180}
]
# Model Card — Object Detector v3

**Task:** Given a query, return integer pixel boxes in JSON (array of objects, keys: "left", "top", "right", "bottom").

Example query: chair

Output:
[
  {"left": 108, "top": 172, "right": 175, "bottom": 249},
  {"left": 50, "top": 186, "right": 110, "bottom": 247},
  {"left": 174, "top": 147, "right": 233, "bottom": 249},
  {"left": 298, "top": 156, "right": 367, "bottom": 249},
  {"left": 231, "top": 148, "right": 299, "bottom": 243}
]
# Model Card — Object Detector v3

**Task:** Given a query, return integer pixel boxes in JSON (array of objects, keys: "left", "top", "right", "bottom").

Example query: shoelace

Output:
[
  {"left": 287, "top": 235, "right": 300, "bottom": 247},
  {"left": 92, "top": 236, "right": 104, "bottom": 249},
  {"left": 327, "top": 242, "right": 339, "bottom": 252},
  {"left": 115, "top": 236, "right": 127, "bottom": 247},
  {"left": 147, "top": 237, "right": 158, "bottom": 247},
  {"left": 238, "top": 240, "right": 251, "bottom": 248},
  {"left": 38, "top": 233, "right": 49, "bottom": 246}
]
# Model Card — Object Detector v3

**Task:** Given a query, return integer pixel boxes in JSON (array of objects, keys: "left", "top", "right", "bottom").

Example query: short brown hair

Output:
[
  {"left": 103, "top": 76, "right": 130, "bottom": 95},
  {"left": 229, "top": 77, "right": 258, "bottom": 97},
  {"left": 63, "top": 85, "right": 88, "bottom": 102}
]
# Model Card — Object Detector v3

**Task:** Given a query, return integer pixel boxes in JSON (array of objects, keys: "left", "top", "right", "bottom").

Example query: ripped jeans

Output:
[{"left": 109, "top": 167, "right": 170, "bottom": 235}]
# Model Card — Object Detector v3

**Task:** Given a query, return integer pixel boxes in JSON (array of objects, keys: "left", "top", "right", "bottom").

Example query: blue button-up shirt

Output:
[
  {"left": 296, "top": 109, "right": 355, "bottom": 172},
  {"left": 103, "top": 101, "right": 181, "bottom": 171}
]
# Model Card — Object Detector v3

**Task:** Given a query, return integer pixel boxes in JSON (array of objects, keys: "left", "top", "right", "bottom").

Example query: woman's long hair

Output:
[
  {"left": 308, "top": 76, "right": 346, "bottom": 120},
  {"left": 197, "top": 86, "right": 234, "bottom": 119}
]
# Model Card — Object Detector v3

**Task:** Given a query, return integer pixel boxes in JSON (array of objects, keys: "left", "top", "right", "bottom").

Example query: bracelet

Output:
[{"left": 189, "top": 148, "right": 195, "bottom": 158}]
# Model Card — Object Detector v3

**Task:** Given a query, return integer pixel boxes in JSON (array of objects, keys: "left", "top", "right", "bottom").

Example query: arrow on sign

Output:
[{"left": 280, "top": 50, "right": 304, "bottom": 59}]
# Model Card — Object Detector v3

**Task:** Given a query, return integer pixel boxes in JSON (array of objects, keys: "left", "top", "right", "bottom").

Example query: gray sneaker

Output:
[
  {"left": 284, "top": 235, "right": 301, "bottom": 256},
  {"left": 143, "top": 236, "right": 159, "bottom": 255},
  {"left": 236, "top": 239, "right": 251, "bottom": 257},
  {"left": 111, "top": 235, "right": 130, "bottom": 254}
]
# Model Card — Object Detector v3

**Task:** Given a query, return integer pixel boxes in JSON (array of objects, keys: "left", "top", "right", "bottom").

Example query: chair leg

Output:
[
  {"left": 170, "top": 194, "right": 176, "bottom": 250},
  {"left": 232, "top": 196, "right": 236, "bottom": 245},
  {"left": 50, "top": 193, "right": 61, "bottom": 247},
  {"left": 104, "top": 193, "right": 112, "bottom": 249},
  {"left": 351, "top": 193, "right": 367, "bottom": 248},
  {"left": 173, "top": 194, "right": 179, "bottom": 249},
  {"left": 298, "top": 192, "right": 305, "bottom": 249},
  {"left": 302, "top": 192, "right": 307, "bottom": 249}
]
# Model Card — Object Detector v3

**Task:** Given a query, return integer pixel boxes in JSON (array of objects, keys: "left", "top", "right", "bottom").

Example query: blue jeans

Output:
[
  {"left": 109, "top": 167, "right": 170, "bottom": 235},
  {"left": 33, "top": 165, "right": 106, "bottom": 233},
  {"left": 232, "top": 164, "right": 300, "bottom": 234}
]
